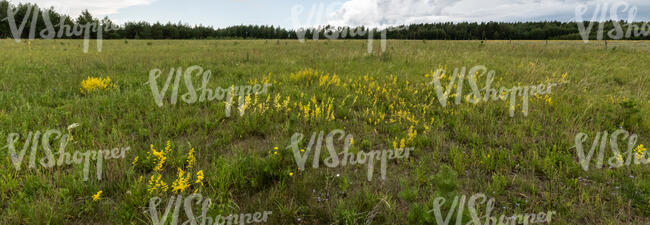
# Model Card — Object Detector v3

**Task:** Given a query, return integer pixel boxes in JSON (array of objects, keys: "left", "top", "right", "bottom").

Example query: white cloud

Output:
[
  {"left": 12, "top": 0, "right": 157, "bottom": 17},
  {"left": 317, "top": 0, "right": 650, "bottom": 27}
]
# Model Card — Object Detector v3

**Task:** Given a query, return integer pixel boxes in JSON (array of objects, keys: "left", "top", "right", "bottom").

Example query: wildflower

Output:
[
  {"left": 289, "top": 172, "right": 294, "bottom": 177},
  {"left": 238, "top": 95, "right": 252, "bottom": 115},
  {"left": 92, "top": 190, "right": 102, "bottom": 201},
  {"left": 132, "top": 156, "right": 139, "bottom": 166},
  {"left": 80, "top": 76, "right": 117, "bottom": 94},
  {"left": 165, "top": 140, "right": 172, "bottom": 153},
  {"left": 149, "top": 143, "right": 168, "bottom": 172},
  {"left": 273, "top": 151, "right": 278, "bottom": 155},
  {"left": 300, "top": 149, "right": 305, "bottom": 153},
  {"left": 634, "top": 144, "right": 647, "bottom": 162},
  {"left": 186, "top": 148, "right": 196, "bottom": 169},
  {"left": 148, "top": 174, "right": 168, "bottom": 194},
  {"left": 195, "top": 170, "right": 204, "bottom": 185},
  {"left": 172, "top": 168, "right": 191, "bottom": 194},
  {"left": 544, "top": 96, "right": 553, "bottom": 105},
  {"left": 407, "top": 126, "right": 417, "bottom": 142}
]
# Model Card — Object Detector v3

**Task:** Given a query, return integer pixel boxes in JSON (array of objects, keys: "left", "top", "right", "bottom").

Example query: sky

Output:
[{"left": 11, "top": 0, "right": 650, "bottom": 28}]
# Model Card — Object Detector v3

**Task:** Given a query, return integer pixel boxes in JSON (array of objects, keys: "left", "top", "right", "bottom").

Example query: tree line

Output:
[{"left": 1, "top": 0, "right": 649, "bottom": 40}]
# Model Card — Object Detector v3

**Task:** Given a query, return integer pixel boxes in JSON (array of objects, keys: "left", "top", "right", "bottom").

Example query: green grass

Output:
[{"left": 0, "top": 39, "right": 649, "bottom": 225}]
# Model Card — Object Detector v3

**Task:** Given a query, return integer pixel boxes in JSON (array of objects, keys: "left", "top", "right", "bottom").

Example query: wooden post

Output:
[{"left": 605, "top": 39, "right": 608, "bottom": 49}]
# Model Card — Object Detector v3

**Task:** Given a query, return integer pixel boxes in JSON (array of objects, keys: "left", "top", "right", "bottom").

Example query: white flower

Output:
[{"left": 67, "top": 123, "right": 80, "bottom": 130}]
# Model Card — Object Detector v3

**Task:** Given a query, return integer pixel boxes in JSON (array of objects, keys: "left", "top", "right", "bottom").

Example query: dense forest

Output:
[{"left": 1, "top": 0, "right": 649, "bottom": 40}]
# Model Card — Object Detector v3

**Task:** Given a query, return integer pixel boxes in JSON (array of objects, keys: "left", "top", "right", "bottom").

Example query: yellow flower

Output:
[
  {"left": 195, "top": 170, "right": 204, "bottom": 185},
  {"left": 274, "top": 147, "right": 279, "bottom": 150},
  {"left": 149, "top": 142, "right": 169, "bottom": 172},
  {"left": 407, "top": 126, "right": 417, "bottom": 142},
  {"left": 289, "top": 172, "right": 294, "bottom": 177},
  {"left": 300, "top": 149, "right": 305, "bottom": 153},
  {"left": 634, "top": 144, "right": 647, "bottom": 161},
  {"left": 80, "top": 76, "right": 117, "bottom": 94},
  {"left": 92, "top": 190, "right": 102, "bottom": 201},
  {"left": 172, "top": 168, "right": 191, "bottom": 194},
  {"left": 186, "top": 148, "right": 196, "bottom": 170},
  {"left": 132, "top": 156, "right": 139, "bottom": 166},
  {"left": 273, "top": 151, "right": 278, "bottom": 155},
  {"left": 148, "top": 174, "right": 168, "bottom": 194},
  {"left": 544, "top": 96, "right": 553, "bottom": 105},
  {"left": 165, "top": 140, "right": 172, "bottom": 153}
]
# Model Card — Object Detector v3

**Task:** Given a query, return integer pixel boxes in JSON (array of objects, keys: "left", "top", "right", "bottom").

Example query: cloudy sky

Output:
[{"left": 11, "top": 0, "right": 650, "bottom": 28}]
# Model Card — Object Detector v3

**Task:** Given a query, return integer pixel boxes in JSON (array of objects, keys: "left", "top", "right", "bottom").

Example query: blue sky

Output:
[{"left": 12, "top": 0, "right": 650, "bottom": 28}]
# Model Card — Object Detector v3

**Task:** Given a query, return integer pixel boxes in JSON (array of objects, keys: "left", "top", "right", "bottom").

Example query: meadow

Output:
[{"left": 0, "top": 39, "right": 649, "bottom": 225}]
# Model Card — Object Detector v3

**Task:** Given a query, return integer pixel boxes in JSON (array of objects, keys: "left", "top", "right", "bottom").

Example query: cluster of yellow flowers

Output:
[
  {"left": 288, "top": 68, "right": 342, "bottom": 88},
  {"left": 92, "top": 190, "right": 102, "bottom": 201},
  {"left": 540, "top": 95, "right": 553, "bottom": 105},
  {"left": 195, "top": 170, "right": 204, "bottom": 185},
  {"left": 148, "top": 141, "right": 171, "bottom": 172},
  {"left": 318, "top": 73, "right": 341, "bottom": 87},
  {"left": 347, "top": 72, "right": 437, "bottom": 143},
  {"left": 140, "top": 141, "right": 205, "bottom": 195},
  {"left": 80, "top": 76, "right": 117, "bottom": 94},
  {"left": 392, "top": 138, "right": 406, "bottom": 149},
  {"left": 145, "top": 142, "right": 172, "bottom": 194},
  {"left": 289, "top": 68, "right": 321, "bottom": 84},
  {"left": 269, "top": 146, "right": 279, "bottom": 155},
  {"left": 248, "top": 69, "right": 441, "bottom": 151},
  {"left": 634, "top": 144, "right": 647, "bottom": 161},
  {"left": 248, "top": 73, "right": 272, "bottom": 86},
  {"left": 148, "top": 174, "right": 168, "bottom": 193},
  {"left": 171, "top": 168, "right": 191, "bottom": 194},
  {"left": 297, "top": 96, "right": 336, "bottom": 121},
  {"left": 364, "top": 109, "right": 386, "bottom": 126},
  {"left": 132, "top": 156, "right": 139, "bottom": 166},
  {"left": 186, "top": 148, "right": 196, "bottom": 169},
  {"left": 241, "top": 90, "right": 336, "bottom": 123}
]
